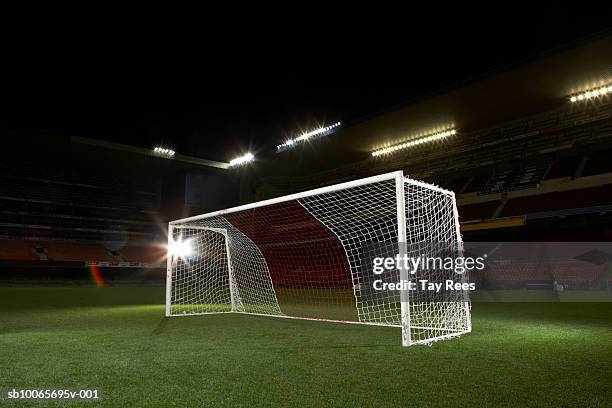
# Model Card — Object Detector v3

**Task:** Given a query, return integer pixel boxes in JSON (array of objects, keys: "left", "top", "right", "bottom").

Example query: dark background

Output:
[{"left": 2, "top": 17, "right": 611, "bottom": 162}]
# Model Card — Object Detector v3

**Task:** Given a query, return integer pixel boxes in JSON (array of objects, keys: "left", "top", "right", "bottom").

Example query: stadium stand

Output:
[
  {"left": 479, "top": 162, "right": 551, "bottom": 194},
  {"left": 2, "top": 35, "right": 611, "bottom": 274},
  {"left": 486, "top": 261, "right": 602, "bottom": 281},
  {"left": 42, "top": 242, "right": 116, "bottom": 263},
  {"left": 544, "top": 155, "right": 580, "bottom": 179},
  {"left": 245, "top": 93, "right": 612, "bottom": 246},
  {"left": 0, "top": 240, "right": 40, "bottom": 261},
  {"left": 499, "top": 185, "right": 612, "bottom": 218},
  {"left": 120, "top": 245, "right": 167, "bottom": 265},
  {"left": 252, "top": 100, "right": 612, "bottom": 201},
  {"left": 246, "top": 101, "right": 612, "bottom": 242},
  {"left": 581, "top": 147, "right": 612, "bottom": 176},
  {"left": 0, "top": 143, "right": 166, "bottom": 267},
  {"left": 474, "top": 260, "right": 605, "bottom": 290},
  {"left": 0, "top": 239, "right": 166, "bottom": 268},
  {"left": 458, "top": 201, "right": 501, "bottom": 221}
]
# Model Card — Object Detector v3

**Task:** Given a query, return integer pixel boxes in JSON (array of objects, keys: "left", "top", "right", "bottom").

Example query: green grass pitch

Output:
[{"left": 0, "top": 287, "right": 610, "bottom": 407}]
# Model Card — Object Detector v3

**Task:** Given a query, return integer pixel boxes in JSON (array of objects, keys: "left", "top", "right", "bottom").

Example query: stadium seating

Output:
[
  {"left": 499, "top": 185, "right": 612, "bottom": 218},
  {"left": 120, "top": 245, "right": 167, "bottom": 265},
  {"left": 458, "top": 201, "right": 501, "bottom": 221},
  {"left": 0, "top": 161, "right": 159, "bottom": 234},
  {"left": 544, "top": 155, "right": 580, "bottom": 179},
  {"left": 42, "top": 242, "right": 116, "bottom": 263},
  {"left": 256, "top": 101, "right": 612, "bottom": 204},
  {"left": 465, "top": 173, "right": 492, "bottom": 193},
  {"left": 479, "top": 162, "right": 551, "bottom": 195},
  {"left": 0, "top": 240, "right": 39, "bottom": 261},
  {"left": 0, "top": 239, "right": 167, "bottom": 267},
  {"left": 0, "top": 156, "right": 164, "bottom": 266},
  {"left": 261, "top": 100, "right": 612, "bottom": 236},
  {"left": 3, "top": 94, "right": 612, "bottom": 265},
  {"left": 475, "top": 261, "right": 604, "bottom": 288},
  {"left": 582, "top": 148, "right": 612, "bottom": 176}
]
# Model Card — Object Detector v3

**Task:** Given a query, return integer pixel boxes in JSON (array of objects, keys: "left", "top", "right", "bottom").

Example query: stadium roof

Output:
[{"left": 71, "top": 136, "right": 228, "bottom": 169}]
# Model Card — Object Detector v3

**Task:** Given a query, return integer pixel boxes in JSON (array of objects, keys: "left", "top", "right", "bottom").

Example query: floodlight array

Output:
[
  {"left": 228, "top": 152, "right": 254, "bottom": 167},
  {"left": 569, "top": 84, "right": 612, "bottom": 103},
  {"left": 277, "top": 122, "right": 341, "bottom": 151},
  {"left": 214, "top": 75, "right": 612, "bottom": 166},
  {"left": 371, "top": 129, "right": 456, "bottom": 157},
  {"left": 154, "top": 146, "right": 176, "bottom": 157}
]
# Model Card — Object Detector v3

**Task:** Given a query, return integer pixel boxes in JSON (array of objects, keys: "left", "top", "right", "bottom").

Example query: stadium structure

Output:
[{"left": 4, "top": 33, "right": 611, "bottom": 291}]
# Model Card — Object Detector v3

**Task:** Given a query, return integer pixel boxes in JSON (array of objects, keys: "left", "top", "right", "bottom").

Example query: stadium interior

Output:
[{"left": 1, "top": 32, "right": 611, "bottom": 291}]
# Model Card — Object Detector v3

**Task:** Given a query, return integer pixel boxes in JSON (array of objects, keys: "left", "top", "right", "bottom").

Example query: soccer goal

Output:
[{"left": 166, "top": 171, "right": 471, "bottom": 346}]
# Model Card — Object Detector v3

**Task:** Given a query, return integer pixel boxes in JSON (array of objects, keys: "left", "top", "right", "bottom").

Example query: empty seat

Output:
[
  {"left": 0, "top": 240, "right": 39, "bottom": 261},
  {"left": 120, "top": 245, "right": 166, "bottom": 265},
  {"left": 458, "top": 201, "right": 500, "bottom": 221}
]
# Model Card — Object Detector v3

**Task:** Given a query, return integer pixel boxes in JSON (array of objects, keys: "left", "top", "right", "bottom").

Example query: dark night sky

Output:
[{"left": 2, "top": 18, "right": 611, "bottom": 163}]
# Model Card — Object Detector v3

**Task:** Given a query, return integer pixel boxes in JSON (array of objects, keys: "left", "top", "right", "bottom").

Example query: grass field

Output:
[{"left": 1, "top": 287, "right": 611, "bottom": 407}]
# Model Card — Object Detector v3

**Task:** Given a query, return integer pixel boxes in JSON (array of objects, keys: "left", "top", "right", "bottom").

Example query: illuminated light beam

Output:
[
  {"left": 277, "top": 122, "right": 341, "bottom": 151},
  {"left": 569, "top": 84, "right": 612, "bottom": 103},
  {"left": 371, "top": 129, "right": 457, "bottom": 157},
  {"left": 228, "top": 152, "right": 254, "bottom": 167}
]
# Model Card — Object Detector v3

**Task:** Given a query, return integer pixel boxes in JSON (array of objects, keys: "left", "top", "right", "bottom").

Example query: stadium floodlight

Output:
[
  {"left": 569, "top": 84, "right": 612, "bottom": 103},
  {"left": 371, "top": 129, "right": 456, "bottom": 157},
  {"left": 228, "top": 152, "right": 254, "bottom": 167},
  {"left": 277, "top": 122, "right": 342, "bottom": 151},
  {"left": 168, "top": 238, "right": 193, "bottom": 257},
  {"left": 165, "top": 171, "right": 471, "bottom": 347},
  {"left": 153, "top": 146, "right": 176, "bottom": 157}
]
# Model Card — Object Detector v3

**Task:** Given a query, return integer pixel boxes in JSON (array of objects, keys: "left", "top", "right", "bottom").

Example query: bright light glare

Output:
[
  {"left": 277, "top": 121, "right": 341, "bottom": 150},
  {"left": 153, "top": 146, "right": 176, "bottom": 157},
  {"left": 228, "top": 152, "right": 254, "bottom": 167},
  {"left": 371, "top": 129, "right": 456, "bottom": 157},
  {"left": 169, "top": 238, "right": 193, "bottom": 257},
  {"left": 569, "top": 84, "right": 611, "bottom": 103}
]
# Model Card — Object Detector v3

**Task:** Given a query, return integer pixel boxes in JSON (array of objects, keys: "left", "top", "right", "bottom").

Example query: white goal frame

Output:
[{"left": 166, "top": 171, "right": 471, "bottom": 346}]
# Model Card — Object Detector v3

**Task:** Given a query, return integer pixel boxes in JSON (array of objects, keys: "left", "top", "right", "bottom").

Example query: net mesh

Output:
[
  {"left": 168, "top": 173, "right": 471, "bottom": 345},
  {"left": 170, "top": 228, "right": 232, "bottom": 315}
]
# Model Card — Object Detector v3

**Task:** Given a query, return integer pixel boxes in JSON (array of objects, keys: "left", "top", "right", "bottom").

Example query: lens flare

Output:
[
  {"left": 168, "top": 238, "right": 193, "bottom": 257},
  {"left": 88, "top": 264, "right": 105, "bottom": 288}
]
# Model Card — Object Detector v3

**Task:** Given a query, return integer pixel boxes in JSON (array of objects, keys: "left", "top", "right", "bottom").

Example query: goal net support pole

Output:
[
  {"left": 165, "top": 223, "right": 174, "bottom": 317},
  {"left": 395, "top": 174, "right": 411, "bottom": 347}
]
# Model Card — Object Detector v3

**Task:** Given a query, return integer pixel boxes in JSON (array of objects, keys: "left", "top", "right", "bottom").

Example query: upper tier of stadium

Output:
[{"left": 251, "top": 31, "right": 612, "bottom": 183}]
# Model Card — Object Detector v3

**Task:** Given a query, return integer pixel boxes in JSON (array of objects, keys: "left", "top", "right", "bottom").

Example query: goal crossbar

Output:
[{"left": 169, "top": 171, "right": 454, "bottom": 225}]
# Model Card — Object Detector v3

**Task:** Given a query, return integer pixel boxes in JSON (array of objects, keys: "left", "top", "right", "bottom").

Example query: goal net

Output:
[{"left": 166, "top": 171, "right": 471, "bottom": 346}]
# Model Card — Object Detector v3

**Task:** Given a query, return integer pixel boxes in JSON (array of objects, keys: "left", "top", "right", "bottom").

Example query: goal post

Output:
[{"left": 166, "top": 171, "right": 471, "bottom": 346}]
